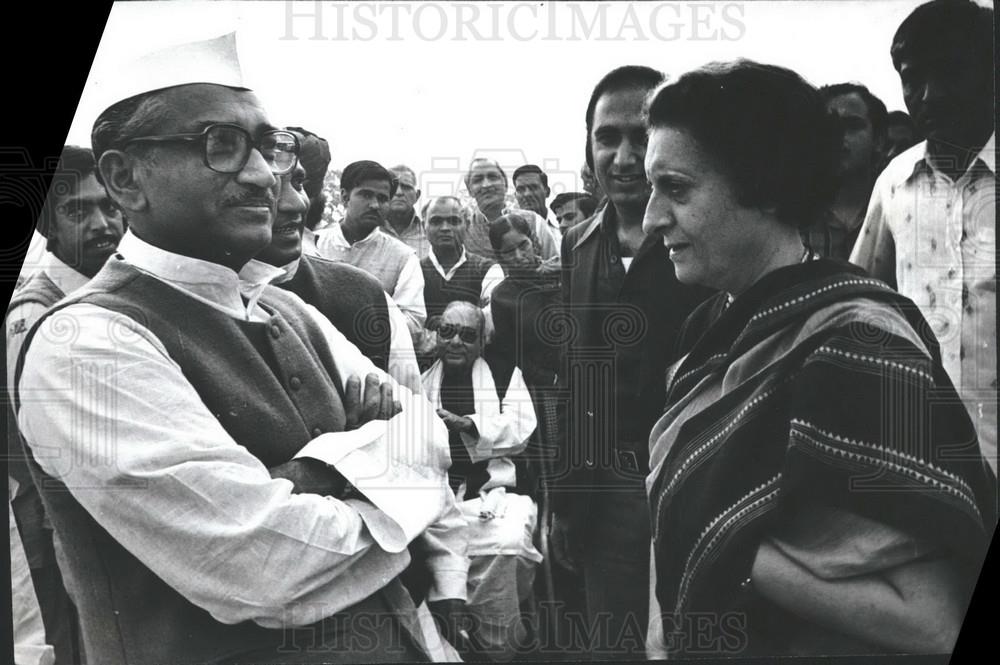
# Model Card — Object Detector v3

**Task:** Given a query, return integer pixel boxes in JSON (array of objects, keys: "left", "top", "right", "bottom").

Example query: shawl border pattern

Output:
[
  {"left": 743, "top": 278, "right": 892, "bottom": 328},
  {"left": 674, "top": 473, "right": 783, "bottom": 614},
  {"left": 813, "top": 345, "right": 934, "bottom": 383},
  {"left": 790, "top": 419, "right": 983, "bottom": 520},
  {"left": 652, "top": 376, "right": 794, "bottom": 541}
]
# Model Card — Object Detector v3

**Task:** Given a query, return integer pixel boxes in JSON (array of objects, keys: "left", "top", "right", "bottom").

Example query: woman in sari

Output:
[{"left": 642, "top": 60, "right": 995, "bottom": 657}]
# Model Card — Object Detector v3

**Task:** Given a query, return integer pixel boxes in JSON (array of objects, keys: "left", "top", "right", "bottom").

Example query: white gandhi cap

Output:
[{"left": 95, "top": 31, "right": 248, "bottom": 113}]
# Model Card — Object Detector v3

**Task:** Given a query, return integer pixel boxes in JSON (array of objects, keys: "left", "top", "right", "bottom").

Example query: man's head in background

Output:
[
  {"left": 550, "top": 192, "right": 598, "bottom": 231},
  {"left": 512, "top": 164, "right": 550, "bottom": 219},
  {"left": 40, "top": 145, "right": 125, "bottom": 277},
  {"left": 255, "top": 161, "right": 308, "bottom": 268},
  {"left": 437, "top": 300, "right": 484, "bottom": 375},
  {"left": 339, "top": 160, "right": 397, "bottom": 240},
  {"left": 387, "top": 164, "right": 421, "bottom": 226},
  {"left": 890, "top": 0, "right": 993, "bottom": 157},
  {"left": 820, "top": 82, "right": 887, "bottom": 179},
  {"left": 286, "top": 127, "right": 331, "bottom": 231},
  {"left": 585, "top": 65, "right": 664, "bottom": 217},
  {"left": 465, "top": 158, "right": 508, "bottom": 217}
]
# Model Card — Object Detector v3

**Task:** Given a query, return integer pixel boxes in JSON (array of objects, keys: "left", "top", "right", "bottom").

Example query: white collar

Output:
[
  {"left": 326, "top": 222, "right": 381, "bottom": 249},
  {"left": 40, "top": 251, "right": 90, "bottom": 297},
  {"left": 269, "top": 256, "right": 302, "bottom": 285},
  {"left": 115, "top": 232, "right": 285, "bottom": 321},
  {"left": 888, "top": 132, "right": 996, "bottom": 185},
  {"left": 428, "top": 247, "right": 468, "bottom": 281}
]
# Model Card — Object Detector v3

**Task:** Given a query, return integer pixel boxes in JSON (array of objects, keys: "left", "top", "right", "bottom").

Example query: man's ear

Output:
[
  {"left": 99, "top": 150, "right": 148, "bottom": 213},
  {"left": 340, "top": 188, "right": 349, "bottom": 204},
  {"left": 415, "top": 188, "right": 422, "bottom": 201}
]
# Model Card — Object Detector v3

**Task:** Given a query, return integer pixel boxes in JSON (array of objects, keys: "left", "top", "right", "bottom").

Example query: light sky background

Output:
[{"left": 63, "top": 0, "right": 983, "bottom": 198}]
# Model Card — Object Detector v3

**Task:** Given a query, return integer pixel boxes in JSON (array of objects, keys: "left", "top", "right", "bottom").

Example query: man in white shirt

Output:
[
  {"left": 6, "top": 144, "right": 123, "bottom": 665},
  {"left": 313, "top": 160, "right": 427, "bottom": 339},
  {"left": 421, "top": 301, "right": 541, "bottom": 659},
  {"left": 850, "top": 0, "right": 996, "bottom": 474},
  {"left": 13, "top": 33, "right": 466, "bottom": 665}
]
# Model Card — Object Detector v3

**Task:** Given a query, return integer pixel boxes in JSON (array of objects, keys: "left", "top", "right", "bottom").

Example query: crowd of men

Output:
[{"left": 5, "top": 0, "right": 994, "bottom": 663}]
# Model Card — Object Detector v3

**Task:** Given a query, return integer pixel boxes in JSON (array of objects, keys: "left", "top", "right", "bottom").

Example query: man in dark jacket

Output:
[{"left": 549, "top": 65, "right": 712, "bottom": 658}]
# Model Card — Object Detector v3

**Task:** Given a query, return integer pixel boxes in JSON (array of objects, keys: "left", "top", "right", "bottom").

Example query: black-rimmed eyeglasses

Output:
[
  {"left": 437, "top": 323, "right": 480, "bottom": 344},
  {"left": 124, "top": 123, "right": 300, "bottom": 175}
]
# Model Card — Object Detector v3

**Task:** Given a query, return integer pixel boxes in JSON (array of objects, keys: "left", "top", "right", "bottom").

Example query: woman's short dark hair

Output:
[
  {"left": 488, "top": 212, "right": 535, "bottom": 251},
  {"left": 646, "top": 59, "right": 841, "bottom": 229}
]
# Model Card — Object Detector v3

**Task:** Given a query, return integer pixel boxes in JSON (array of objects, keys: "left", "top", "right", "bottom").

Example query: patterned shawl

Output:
[{"left": 647, "top": 259, "right": 995, "bottom": 652}]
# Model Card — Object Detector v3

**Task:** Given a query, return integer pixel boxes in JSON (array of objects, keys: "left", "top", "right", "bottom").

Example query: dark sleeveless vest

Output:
[
  {"left": 13, "top": 257, "right": 424, "bottom": 665},
  {"left": 420, "top": 252, "right": 495, "bottom": 322},
  {"left": 439, "top": 359, "right": 516, "bottom": 496},
  {"left": 279, "top": 255, "right": 392, "bottom": 371}
]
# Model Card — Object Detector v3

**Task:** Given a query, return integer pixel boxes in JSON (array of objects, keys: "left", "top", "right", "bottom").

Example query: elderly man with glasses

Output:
[
  {"left": 11, "top": 33, "right": 467, "bottom": 665},
  {"left": 421, "top": 300, "right": 542, "bottom": 660}
]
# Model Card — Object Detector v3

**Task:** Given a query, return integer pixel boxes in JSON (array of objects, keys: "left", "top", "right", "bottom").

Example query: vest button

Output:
[
  {"left": 312, "top": 427, "right": 323, "bottom": 437},
  {"left": 289, "top": 376, "right": 302, "bottom": 391},
  {"left": 270, "top": 325, "right": 281, "bottom": 339}
]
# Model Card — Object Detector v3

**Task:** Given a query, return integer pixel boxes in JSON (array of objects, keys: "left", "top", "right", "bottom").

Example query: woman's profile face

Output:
[{"left": 642, "top": 126, "right": 770, "bottom": 295}]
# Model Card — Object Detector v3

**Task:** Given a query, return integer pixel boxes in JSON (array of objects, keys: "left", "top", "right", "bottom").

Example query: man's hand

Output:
[
  {"left": 344, "top": 372, "right": 402, "bottom": 430},
  {"left": 436, "top": 408, "right": 477, "bottom": 435},
  {"left": 269, "top": 458, "right": 347, "bottom": 497},
  {"left": 549, "top": 512, "right": 581, "bottom": 574}
]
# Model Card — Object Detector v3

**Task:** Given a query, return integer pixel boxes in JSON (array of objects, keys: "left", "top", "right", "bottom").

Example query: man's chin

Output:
[{"left": 608, "top": 189, "right": 651, "bottom": 209}]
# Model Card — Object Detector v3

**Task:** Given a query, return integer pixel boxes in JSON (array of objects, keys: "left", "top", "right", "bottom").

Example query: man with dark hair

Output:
[
  {"left": 315, "top": 159, "right": 427, "bottom": 338},
  {"left": 383, "top": 164, "right": 430, "bottom": 260},
  {"left": 549, "top": 65, "right": 712, "bottom": 657},
  {"left": 13, "top": 33, "right": 465, "bottom": 664},
  {"left": 462, "top": 158, "right": 560, "bottom": 266},
  {"left": 419, "top": 196, "right": 504, "bottom": 338},
  {"left": 802, "top": 82, "right": 887, "bottom": 260},
  {"left": 550, "top": 192, "right": 598, "bottom": 232},
  {"left": 512, "top": 164, "right": 561, "bottom": 240},
  {"left": 882, "top": 110, "right": 921, "bottom": 167},
  {"left": 6, "top": 144, "right": 121, "bottom": 665},
  {"left": 851, "top": 0, "right": 995, "bottom": 474}
]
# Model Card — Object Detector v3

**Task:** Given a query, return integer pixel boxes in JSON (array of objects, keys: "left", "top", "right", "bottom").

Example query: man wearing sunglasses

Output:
[
  {"left": 6, "top": 144, "right": 121, "bottom": 665},
  {"left": 12, "top": 33, "right": 464, "bottom": 665},
  {"left": 421, "top": 301, "right": 541, "bottom": 660}
]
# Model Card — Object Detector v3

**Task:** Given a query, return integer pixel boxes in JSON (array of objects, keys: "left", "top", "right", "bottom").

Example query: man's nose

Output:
[
  {"left": 237, "top": 148, "right": 278, "bottom": 189},
  {"left": 86, "top": 206, "right": 114, "bottom": 233},
  {"left": 615, "top": 139, "right": 640, "bottom": 167}
]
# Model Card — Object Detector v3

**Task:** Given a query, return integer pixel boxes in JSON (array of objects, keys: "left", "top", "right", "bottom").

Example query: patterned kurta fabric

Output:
[{"left": 647, "top": 259, "right": 995, "bottom": 657}]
